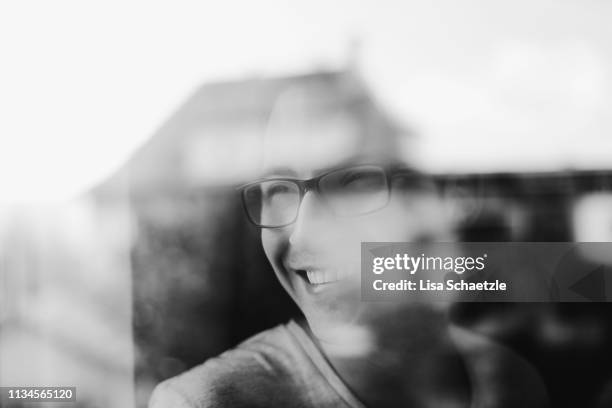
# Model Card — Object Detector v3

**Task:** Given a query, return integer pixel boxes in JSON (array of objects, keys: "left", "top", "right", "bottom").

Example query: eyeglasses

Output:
[{"left": 238, "top": 164, "right": 428, "bottom": 228}]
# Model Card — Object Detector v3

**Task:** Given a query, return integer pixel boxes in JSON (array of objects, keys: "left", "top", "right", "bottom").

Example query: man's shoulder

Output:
[{"left": 148, "top": 323, "right": 304, "bottom": 408}]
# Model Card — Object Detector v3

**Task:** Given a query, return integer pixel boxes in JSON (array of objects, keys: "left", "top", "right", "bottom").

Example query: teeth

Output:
[{"left": 306, "top": 270, "right": 339, "bottom": 285}]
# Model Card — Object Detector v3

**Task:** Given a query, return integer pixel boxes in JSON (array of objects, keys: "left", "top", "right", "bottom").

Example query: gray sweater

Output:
[{"left": 148, "top": 320, "right": 366, "bottom": 408}]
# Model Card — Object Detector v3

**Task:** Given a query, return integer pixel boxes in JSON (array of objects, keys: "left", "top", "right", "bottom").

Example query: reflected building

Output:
[
  {"left": 94, "top": 69, "right": 410, "bottom": 407},
  {"left": 2, "top": 65, "right": 612, "bottom": 407},
  {"left": 93, "top": 68, "right": 612, "bottom": 407}
]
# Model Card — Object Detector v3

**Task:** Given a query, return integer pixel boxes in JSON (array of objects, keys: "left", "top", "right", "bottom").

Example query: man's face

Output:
[
  {"left": 259, "top": 158, "right": 452, "bottom": 336},
  {"left": 255, "top": 99, "right": 454, "bottom": 337}
]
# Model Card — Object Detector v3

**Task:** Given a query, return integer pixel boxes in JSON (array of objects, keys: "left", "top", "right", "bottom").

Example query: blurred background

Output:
[{"left": 1, "top": 1, "right": 612, "bottom": 407}]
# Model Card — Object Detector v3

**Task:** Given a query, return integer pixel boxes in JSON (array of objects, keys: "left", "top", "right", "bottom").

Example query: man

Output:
[{"left": 149, "top": 77, "right": 547, "bottom": 407}]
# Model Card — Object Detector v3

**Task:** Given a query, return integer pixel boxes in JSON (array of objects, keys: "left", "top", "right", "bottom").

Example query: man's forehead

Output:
[
  {"left": 258, "top": 82, "right": 409, "bottom": 178},
  {"left": 261, "top": 154, "right": 397, "bottom": 179},
  {"left": 261, "top": 112, "right": 358, "bottom": 170},
  {"left": 263, "top": 165, "right": 299, "bottom": 177}
]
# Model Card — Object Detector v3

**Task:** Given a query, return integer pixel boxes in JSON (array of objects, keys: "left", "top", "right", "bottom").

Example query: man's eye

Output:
[
  {"left": 264, "top": 183, "right": 292, "bottom": 197},
  {"left": 340, "top": 172, "right": 380, "bottom": 189},
  {"left": 340, "top": 171, "right": 365, "bottom": 185}
]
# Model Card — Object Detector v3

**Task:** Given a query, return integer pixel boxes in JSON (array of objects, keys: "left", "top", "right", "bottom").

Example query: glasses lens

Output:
[
  {"left": 243, "top": 180, "right": 300, "bottom": 227},
  {"left": 319, "top": 165, "right": 389, "bottom": 216}
]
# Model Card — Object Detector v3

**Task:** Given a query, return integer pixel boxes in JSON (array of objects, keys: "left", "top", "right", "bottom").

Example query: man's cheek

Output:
[
  {"left": 261, "top": 230, "right": 297, "bottom": 296},
  {"left": 261, "top": 229, "right": 286, "bottom": 261}
]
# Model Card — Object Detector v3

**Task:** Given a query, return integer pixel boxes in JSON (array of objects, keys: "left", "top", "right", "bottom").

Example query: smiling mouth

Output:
[{"left": 295, "top": 269, "right": 341, "bottom": 285}]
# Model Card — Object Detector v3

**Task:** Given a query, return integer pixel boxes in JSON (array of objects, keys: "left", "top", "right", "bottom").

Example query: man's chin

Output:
[{"left": 293, "top": 282, "right": 363, "bottom": 332}]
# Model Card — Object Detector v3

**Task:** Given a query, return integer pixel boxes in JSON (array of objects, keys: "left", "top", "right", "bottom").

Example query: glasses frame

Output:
[{"left": 238, "top": 164, "right": 426, "bottom": 229}]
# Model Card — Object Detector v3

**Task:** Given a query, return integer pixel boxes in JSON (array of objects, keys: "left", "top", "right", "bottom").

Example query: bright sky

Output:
[{"left": 1, "top": 0, "right": 611, "bottom": 203}]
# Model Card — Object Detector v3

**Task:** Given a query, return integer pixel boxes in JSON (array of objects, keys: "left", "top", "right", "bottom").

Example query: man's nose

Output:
[{"left": 289, "top": 191, "right": 329, "bottom": 246}]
